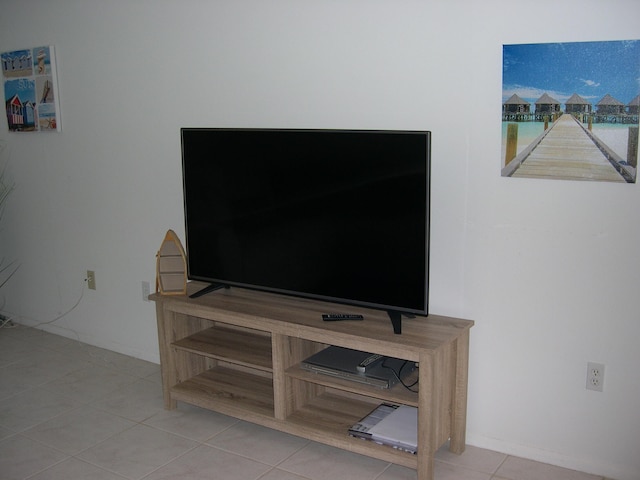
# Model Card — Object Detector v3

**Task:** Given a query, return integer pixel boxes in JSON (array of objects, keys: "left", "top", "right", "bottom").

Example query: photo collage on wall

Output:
[
  {"left": 2, "top": 45, "right": 61, "bottom": 132},
  {"left": 502, "top": 40, "right": 639, "bottom": 183}
]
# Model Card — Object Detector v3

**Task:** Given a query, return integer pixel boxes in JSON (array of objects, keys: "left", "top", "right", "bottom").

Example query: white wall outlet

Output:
[
  {"left": 86, "top": 270, "right": 96, "bottom": 290},
  {"left": 586, "top": 362, "right": 605, "bottom": 392},
  {"left": 141, "top": 281, "right": 151, "bottom": 302}
]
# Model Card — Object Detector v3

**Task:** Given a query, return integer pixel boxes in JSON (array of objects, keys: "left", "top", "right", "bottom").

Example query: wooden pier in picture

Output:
[{"left": 503, "top": 114, "right": 636, "bottom": 182}]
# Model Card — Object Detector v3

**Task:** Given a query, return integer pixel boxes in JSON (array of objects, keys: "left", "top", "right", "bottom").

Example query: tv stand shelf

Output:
[{"left": 151, "top": 283, "right": 473, "bottom": 480}]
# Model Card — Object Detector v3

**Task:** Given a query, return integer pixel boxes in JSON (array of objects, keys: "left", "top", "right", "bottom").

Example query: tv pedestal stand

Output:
[
  {"left": 152, "top": 283, "right": 473, "bottom": 480},
  {"left": 388, "top": 310, "right": 403, "bottom": 334},
  {"left": 188, "top": 282, "right": 229, "bottom": 298}
]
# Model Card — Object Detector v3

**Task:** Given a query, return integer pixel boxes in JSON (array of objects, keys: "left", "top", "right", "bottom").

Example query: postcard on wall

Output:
[
  {"left": 501, "top": 40, "right": 639, "bottom": 183},
  {"left": 1, "top": 45, "right": 61, "bottom": 132}
]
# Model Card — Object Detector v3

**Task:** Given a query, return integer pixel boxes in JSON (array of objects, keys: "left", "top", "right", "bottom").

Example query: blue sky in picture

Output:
[{"left": 503, "top": 39, "right": 640, "bottom": 106}]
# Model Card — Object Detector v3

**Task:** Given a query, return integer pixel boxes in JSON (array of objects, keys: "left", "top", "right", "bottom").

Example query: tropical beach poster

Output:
[
  {"left": 502, "top": 40, "right": 639, "bottom": 183},
  {"left": 1, "top": 45, "right": 61, "bottom": 132}
]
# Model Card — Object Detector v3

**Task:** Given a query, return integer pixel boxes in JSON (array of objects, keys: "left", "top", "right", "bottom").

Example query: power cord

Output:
[
  {"left": 0, "top": 275, "right": 87, "bottom": 341},
  {"left": 382, "top": 358, "right": 419, "bottom": 393},
  {"left": 1, "top": 275, "right": 130, "bottom": 367},
  {"left": 0, "top": 313, "right": 14, "bottom": 329}
]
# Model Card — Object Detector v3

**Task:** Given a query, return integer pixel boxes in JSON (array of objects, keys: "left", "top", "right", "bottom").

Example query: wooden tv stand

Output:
[{"left": 151, "top": 283, "right": 473, "bottom": 480}]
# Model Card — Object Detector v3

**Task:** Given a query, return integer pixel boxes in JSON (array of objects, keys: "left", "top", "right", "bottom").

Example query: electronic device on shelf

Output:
[
  {"left": 300, "top": 346, "right": 414, "bottom": 389},
  {"left": 349, "top": 403, "right": 418, "bottom": 454},
  {"left": 180, "top": 128, "right": 431, "bottom": 333}
]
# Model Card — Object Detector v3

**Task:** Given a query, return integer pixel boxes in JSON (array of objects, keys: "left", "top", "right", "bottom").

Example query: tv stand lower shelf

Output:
[{"left": 152, "top": 284, "right": 473, "bottom": 480}]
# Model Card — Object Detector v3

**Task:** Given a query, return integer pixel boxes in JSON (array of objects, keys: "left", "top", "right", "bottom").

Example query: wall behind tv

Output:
[{"left": 1, "top": 1, "right": 638, "bottom": 479}]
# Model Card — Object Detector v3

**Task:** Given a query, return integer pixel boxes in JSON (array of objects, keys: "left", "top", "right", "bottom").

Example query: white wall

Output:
[{"left": 1, "top": 1, "right": 639, "bottom": 479}]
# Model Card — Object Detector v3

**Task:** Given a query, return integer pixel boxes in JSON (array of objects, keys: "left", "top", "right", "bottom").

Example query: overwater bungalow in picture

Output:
[
  {"left": 535, "top": 93, "right": 561, "bottom": 114},
  {"left": 593, "top": 94, "right": 637, "bottom": 123},
  {"left": 503, "top": 94, "right": 530, "bottom": 113},
  {"left": 502, "top": 94, "right": 532, "bottom": 121},
  {"left": 596, "top": 94, "right": 625, "bottom": 114},
  {"left": 627, "top": 95, "right": 640, "bottom": 115},
  {"left": 502, "top": 92, "right": 563, "bottom": 121},
  {"left": 565, "top": 93, "right": 592, "bottom": 114}
]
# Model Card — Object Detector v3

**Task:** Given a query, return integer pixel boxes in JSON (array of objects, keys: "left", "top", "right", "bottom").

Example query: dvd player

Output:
[{"left": 301, "top": 346, "right": 414, "bottom": 389}]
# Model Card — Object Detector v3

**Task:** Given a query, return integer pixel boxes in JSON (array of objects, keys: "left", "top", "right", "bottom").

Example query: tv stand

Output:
[{"left": 152, "top": 283, "right": 473, "bottom": 480}]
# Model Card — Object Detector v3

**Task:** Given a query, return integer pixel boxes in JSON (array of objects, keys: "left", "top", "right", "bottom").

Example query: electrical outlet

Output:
[
  {"left": 586, "top": 362, "right": 605, "bottom": 392},
  {"left": 86, "top": 270, "right": 96, "bottom": 290},
  {"left": 141, "top": 281, "right": 151, "bottom": 302}
]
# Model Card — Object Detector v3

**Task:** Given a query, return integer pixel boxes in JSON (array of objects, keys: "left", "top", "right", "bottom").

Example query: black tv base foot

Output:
[
  {"left": 189, "top": 283, "right": 229, "bottom": 298},
  {"left": 388, "top": 311, "right": 402, "bottom": 334}
]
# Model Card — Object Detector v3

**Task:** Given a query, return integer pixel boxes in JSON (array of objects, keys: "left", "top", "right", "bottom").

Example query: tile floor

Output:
[{"left": 0, "top": 324, "right": 609, "bottom": 480}]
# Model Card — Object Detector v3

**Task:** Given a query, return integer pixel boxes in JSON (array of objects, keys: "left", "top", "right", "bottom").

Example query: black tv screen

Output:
[{"left": 181, "top": 128, "right": 430, "bottom": 327}]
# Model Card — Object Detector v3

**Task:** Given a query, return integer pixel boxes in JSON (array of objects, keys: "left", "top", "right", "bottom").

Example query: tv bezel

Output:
[{"left": 180, "top": 127, "right": 431, "bottom": 333}]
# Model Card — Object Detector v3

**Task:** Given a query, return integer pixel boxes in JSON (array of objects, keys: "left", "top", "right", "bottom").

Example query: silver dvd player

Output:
[{"left": 300, "top": 346, "right": 414, "bottom": 389}]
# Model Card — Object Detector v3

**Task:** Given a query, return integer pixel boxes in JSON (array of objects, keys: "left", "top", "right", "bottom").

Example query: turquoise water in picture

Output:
[{"left": 501, "top": 121, "right": 635, "bottom": 165}]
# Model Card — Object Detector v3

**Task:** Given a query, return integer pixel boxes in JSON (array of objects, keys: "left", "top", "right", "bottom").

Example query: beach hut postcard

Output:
[
  {"left": 502, "top": 40, "right": 639, "bottom": 183},
  {"left": 1, "top": 45, "right": 61, "bottom": 132}
]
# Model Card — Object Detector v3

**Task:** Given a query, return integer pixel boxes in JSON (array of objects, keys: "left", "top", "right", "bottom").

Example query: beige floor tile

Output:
[
  {"left": 143, "top": 444, "right": 272, "bottom": 480},
  {"left": 0, "top": 386, "right": 82, "bottom": 432},
  {"left": 42, "top": 364, "right": 138, "bottom": 403},
  {"left": 93, "top": 377, "right": 165, "bottom": 422},
  {"left": 258, "top": 468, "right": 314, "bottom": 480},
  {"left": 495, "top": 456, "right": 603, "bottom": 480},
  {"left": 277, "top": 441, "right": 389, "bottom": 480},
  {"left": 205, "top": 420, "right": 309, "bottom": 466},
  {"left": 27, "top": 457, "right": 128, "bottom": 480},
  {"left": 0, "top": 434, "right": 68, "bottom": 480},
  {"left": 435, "top": 444, "right": 507, "bottom": 474},
  {"left": 144, "top": 403, "right": 239, "bottom": 442},
  {"left": 22, "top": 404, "right": 135, "bottom": 455},
  {"left": 0, "top": 349, "right": 88, "bottom": 397},
  {"left": 78, "top": 423, "right": 198, "bottom": 479}
]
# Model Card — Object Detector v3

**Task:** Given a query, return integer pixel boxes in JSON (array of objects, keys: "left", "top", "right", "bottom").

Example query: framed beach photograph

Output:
[
  {"left": 2, "top": 45, "right": 61, "bottom": 132},
  {"left": 501, "top": 40, "right": 639, "bottom": 183}
]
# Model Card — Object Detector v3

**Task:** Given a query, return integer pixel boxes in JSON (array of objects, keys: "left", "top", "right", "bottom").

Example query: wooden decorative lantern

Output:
[{"left": 155, "top": 229, "right": 187, "bottom": 295}]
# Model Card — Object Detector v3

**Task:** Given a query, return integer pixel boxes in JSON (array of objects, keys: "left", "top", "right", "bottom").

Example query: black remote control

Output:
[
  {"left": 357, "top": 354, "right": 384, "bottom": 372},
  {"left": 322, "top": 313, "right": 364, "bottom": 321}
]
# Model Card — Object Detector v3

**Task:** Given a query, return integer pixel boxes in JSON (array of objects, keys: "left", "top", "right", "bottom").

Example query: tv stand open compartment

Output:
[{"left": 152, "top": 283, "right": 473, "bottom": 480}]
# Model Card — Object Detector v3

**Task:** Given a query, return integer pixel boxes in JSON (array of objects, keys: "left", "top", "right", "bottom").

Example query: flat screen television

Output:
[{"left": 180, "top": 128, "right": 431, "bottom": 333}]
